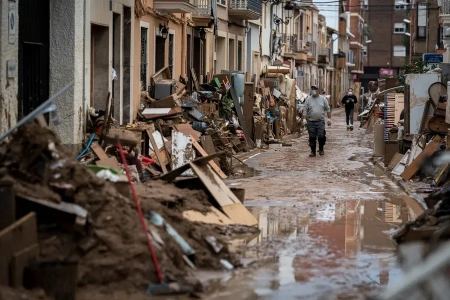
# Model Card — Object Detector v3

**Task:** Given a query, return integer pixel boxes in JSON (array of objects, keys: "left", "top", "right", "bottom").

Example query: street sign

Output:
[
  {"left": 380, "top": 68, "right": 394, "bottom": 76},
  {"left": 423, "top": 53, "right": 443, "bottom": 64}
]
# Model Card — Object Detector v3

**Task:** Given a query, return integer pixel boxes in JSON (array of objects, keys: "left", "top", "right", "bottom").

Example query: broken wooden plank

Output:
[
  {"left": 387, "top": 153, "right": 404, "bottom": 170},
  {"left": 401, "top": 135, "right": 443, "bottom": 181},
  {"left": 90, "top": 142, "right": 121, "bottom": 171},
  {"left": 200, "top": 136, "right": 220, "bottom": 166},
  {"left": 191, "top": 68, "right": 199, "bottom": 92},
  {"left": 189, "top": 162, "right": 258, "bottom": 226},
  {"left": 230, "top": 87, "right": 255, "bottom": 148},
  {"left": 159, "top": 153, "right": 223, "bottom": 182},
  {"left": 147, "top": 129, "right": 168, "bottom": 174},
  {"left": 0, "top": 213, "right": 38, "bottom": 286},
  {"left": 191, "top": 136, "right": 227, "bottom": 179},
  {"left": 171, "top": 131, "right": 195, "bottom": 176},
  {"left": 11, "top": 243, "right": 39, "bottom": 287},
  {"left": 173, "top": 124, "right": 201, "bottom": 142},
  {"left": 182, "top": 207, "right": 234, "bottom": 225}
]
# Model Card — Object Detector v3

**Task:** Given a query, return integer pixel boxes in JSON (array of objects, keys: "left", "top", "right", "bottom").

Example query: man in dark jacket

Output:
[{"left": 341, "top": 88, "right": 358, "bottom": 131}]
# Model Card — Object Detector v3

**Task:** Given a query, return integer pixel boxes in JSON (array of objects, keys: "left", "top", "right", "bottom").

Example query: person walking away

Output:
[
  {"left": 305, "top": 85, "right": 331, "bottom": 157},
  {"left": 342, "top": 88, "right": 357, "bottom": 131}
]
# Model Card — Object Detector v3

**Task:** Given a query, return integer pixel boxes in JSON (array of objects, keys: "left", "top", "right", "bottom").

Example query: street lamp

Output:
[
  {"left": 273, "top": 1, "right": 294, "bottom": 25},
  {"left": 159, "top": 24, "right": 169, "bottom": 40},
  {"left": 199, "top": 28, "right": 206, "bottom": 41}
]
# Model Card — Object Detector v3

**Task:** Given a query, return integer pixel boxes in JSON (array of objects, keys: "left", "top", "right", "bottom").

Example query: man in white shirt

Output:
[{"left": 305, "top": 85, "right": 331, "bottom": 157}]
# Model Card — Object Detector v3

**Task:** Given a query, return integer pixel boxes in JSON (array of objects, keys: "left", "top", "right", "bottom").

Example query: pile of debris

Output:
[
  {"left": 81, "top": 66, "right": 306, "bottom": 182},
  {"left": 0, "top": 122, "right": 259, "bottom": 299}
]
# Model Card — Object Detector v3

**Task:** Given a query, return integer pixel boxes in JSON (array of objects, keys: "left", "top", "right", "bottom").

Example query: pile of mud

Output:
[{"left": 0, "top": 124, "right": 258, "bottom": 296}]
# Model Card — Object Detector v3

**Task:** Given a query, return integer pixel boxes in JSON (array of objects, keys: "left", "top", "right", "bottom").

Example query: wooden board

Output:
[
  {"left": 200, "top": 136, "right": 220, "bottom": 166},
  {"left": 171, "top": 131, "right": 195, "bottom": 176},
  {"left": 0, "top": 213, "right": 37, "bottom": 285},
  {"left": 230, "top": 87, "right": 255, "bottom": 148},
  {"left": 387, "top": 153, "right": 404, "bottom": 170},
  {"left": 173, "top": 124, "right": 201, "bottom": 142},
  {"left": 189, "top": 162, "right": 258, "bottom": 226},
  {"left": 243, "top": 83, "right": 255, "bottom": 142},
  {"left": 11, "top": 243, "right": 39, "bottom": 287},
  {"left": 182, "top": 207, "right": 234, "bottom": 225},
  {"left": 191, "top": 68, "right": 199, "bottom": 92},
  {"left": 147, "top": 129, "right": 168, "bottom": 174},
  {"left": 158, "top": 153, "right": 222, "bottom": 182},
  {"left": 401, "top": 135, "right": 443, "bottom": 181},
  {"left": 191, "top": 136, "right": 227, "bottom": 179}
]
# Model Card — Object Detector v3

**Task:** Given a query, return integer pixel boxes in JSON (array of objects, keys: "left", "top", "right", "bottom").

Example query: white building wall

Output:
[
  {"left": 0, "top": 0, "right": 19, "bottom": 136},
  {"left": 314, "top": 0, "right": 339, "bottom": 54}
]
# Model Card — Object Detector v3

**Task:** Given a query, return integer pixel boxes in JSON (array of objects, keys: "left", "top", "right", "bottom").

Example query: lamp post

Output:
[
  {"left": 273, "top": 1, "right": 294, "bottom": 25},
  {"left": 159, "top": 24, "right": 169, "bottom": 41}
]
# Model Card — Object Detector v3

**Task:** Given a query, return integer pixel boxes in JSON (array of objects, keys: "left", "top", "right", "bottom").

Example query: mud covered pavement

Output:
[{"left": 203, "top": 109, "right": 419, "bottom": 299}]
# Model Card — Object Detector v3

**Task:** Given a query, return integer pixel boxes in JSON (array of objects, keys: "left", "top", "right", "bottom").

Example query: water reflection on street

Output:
[{"left": 226, "top": 196, "right": 421, "bottom": 299}]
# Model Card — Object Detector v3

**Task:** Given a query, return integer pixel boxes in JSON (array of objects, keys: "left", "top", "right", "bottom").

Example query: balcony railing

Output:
[
  {"left": 193, "top": 0, "right": 210, "bottom": 16},
  {"left": 296, "top": 40, "right": 309, "bottom": 52},
  {"left": 229, "top": 0, "right": 262, "bottom": 19},
  {"left": 229, "top": 0, "right": 262, "bottom": 12},
  {"left": 310, "top": 41, "right": 317, "bottom": 58},
  {"left": 283, "top": 34, "right": 297, "bottom": 53},
  {"left": 321, "top": 48, "right": 331, "bottom": 57},
  {"left": 442, "top": 0, "right": 450, "bottom": 14}
]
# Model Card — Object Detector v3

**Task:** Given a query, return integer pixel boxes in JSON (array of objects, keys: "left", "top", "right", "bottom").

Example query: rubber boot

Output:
[
  {"left": 318, "top": 139, "right": 325, "bottom": 156},
  {"left": 309, "top": 143, "right": 316, "bottom": 157}
]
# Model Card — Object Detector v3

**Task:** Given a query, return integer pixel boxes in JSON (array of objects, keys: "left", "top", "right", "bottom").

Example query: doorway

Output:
[
  {"left": 155, "top": 36, "right": 165, "bottom": 73},
  {"left": 91, "top": 24, "right": 109, "bottom": 109},
  {"left": 229, "top": 38, "right": 235, "bottom": 70},
  {"left": 112, "top": 13, "right": 121, "bottom": 121},
  {"left": 122, "top": 6, "right": 132, "bottom": 123},
  {"left": 18, "top": 0, "right": 50, "bottom": 119}
]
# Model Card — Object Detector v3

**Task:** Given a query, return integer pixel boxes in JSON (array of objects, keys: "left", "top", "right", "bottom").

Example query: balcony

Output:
[
  {"left": 296, "top": 40, "right": 310, "bottom": 54},
  {"left": 154, "top": 0, "right": 197, "bottom": 13},
  {"left": 318, "top": 48, "right": 330, "bottom": 65},
  {"left": 440, "top": 0, "right": 450, "bottom": 25},
  {"left": 307, "top": 41, "right": 317, "bottom": 61},
  {"left": 346, "top": 50, "right": 355, "bottom": 67},
  {"left": 229, "top": 0, "right": 262, "bottom": 20},
  {"left": 282, "top": 34, "right": 297, "bottom": 58},
  {"left": 192, "top": 0, "right": 212, "bottom": 27}
]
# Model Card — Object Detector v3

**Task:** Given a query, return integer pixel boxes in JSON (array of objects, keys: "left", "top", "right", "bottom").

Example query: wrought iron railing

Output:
[
  {"left": 193, "top": 0, "right": 210, "bottom": 15},
  {"left": 283, "top": 34, "right": 297, "bottom": 53},
  {"left": 296, "top": 40, "right": 309, "bottom": 52},
  {"left": 442, "top": 0, "right": 450, "bottom": 14},
  {"left": 229, "top": 0, "right": 262, "bottom": 13},
  {"left": 321, "top": 48, "right": 331, "bottom": 57}
]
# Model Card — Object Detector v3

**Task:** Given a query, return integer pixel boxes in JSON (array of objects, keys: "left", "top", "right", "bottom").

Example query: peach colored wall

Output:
[{"left": 133, "top": 1, "right": 184, "bottom": 120}]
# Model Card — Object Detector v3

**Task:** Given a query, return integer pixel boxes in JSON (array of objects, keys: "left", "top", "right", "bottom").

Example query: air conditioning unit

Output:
[{"left": 154, "top": 79, "right": 177, "bottom": 100}]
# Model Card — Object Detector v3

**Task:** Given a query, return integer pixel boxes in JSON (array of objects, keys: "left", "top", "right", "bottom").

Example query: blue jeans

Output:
[{"left": 307, "top": 120, "right": 326, "bottom": 151}]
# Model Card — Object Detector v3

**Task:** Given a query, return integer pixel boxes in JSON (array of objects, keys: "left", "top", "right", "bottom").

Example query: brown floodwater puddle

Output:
[{"left": 190, "top": 195, "right": 424, "bottom": 300}]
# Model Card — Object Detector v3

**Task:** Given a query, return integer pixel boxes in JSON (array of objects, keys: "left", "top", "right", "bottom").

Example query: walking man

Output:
[
  {"left": 341, "top": 88, "right": 357, "bottom": 131},
  {"left": 305, "top": 85, "right": 331, "bottom": 157}
]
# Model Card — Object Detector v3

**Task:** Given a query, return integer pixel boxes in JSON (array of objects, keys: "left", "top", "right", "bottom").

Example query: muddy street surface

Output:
[{"left": 199, "top": 109, "right": 419, "bottom": 300}]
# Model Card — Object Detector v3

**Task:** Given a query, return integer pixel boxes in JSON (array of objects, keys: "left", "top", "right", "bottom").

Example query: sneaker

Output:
[
  {"left": 319, "top": 150, "right": 324, "bottom": 156},
  {"left": 309, "top": 152, "right": 316, "bottom": 157},
  {"left": 350, "top": 126, "right": 353, "bottom": 131}
]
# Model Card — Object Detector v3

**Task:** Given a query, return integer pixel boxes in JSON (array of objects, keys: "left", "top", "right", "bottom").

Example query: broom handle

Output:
[{"left": 117, "top": 141, "right": 164, "bottom": 283}]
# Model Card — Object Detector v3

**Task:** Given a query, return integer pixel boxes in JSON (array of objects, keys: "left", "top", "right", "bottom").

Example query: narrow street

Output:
[{"left": 201, "top": 108, "right": 415, "bottom": 299}]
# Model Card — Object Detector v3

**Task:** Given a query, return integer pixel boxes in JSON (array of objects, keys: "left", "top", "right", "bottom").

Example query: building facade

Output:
[{"left": 362, "top": 0, "right": 408, "bottom": 90}]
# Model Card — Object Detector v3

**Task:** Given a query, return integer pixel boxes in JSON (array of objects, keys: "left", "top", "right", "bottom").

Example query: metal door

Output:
[{"left": 18, "top": 0, "right": 50, "bottom": 120}]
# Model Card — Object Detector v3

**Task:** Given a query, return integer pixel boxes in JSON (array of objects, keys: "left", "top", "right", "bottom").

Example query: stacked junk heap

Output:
[
  {"left": 361, "top": 70, "right": 450, "bottom": 299},
  {"left": 0, "top": 66, "right": 307, "bottom": 300}
]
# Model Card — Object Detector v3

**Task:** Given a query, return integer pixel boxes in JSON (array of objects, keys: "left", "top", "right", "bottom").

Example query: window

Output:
[
  {"left": 140, "top": 27, "right": 148, "bottom": 90},
  {"left": 393, "top": 45, "right": 406, "bottom": 57},
  {"left": 363, "top": 0, "right": 368, "bottom": 10},
  {"left": 417, "top": 3, "right": 427, "bottom": 38},
  {"left": 237, "top": 41, "right": 242, "bottom": 71},
  {"left": 218, "top": 0, "right": 226, "bottom": 6},
  {"left": 394, "top": 23, "right": 406, "bottom": 34}
]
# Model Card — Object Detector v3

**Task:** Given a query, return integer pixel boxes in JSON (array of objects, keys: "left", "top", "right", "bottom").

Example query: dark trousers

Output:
[
  {"left": 346, "top": 108, "right": 354, "bottom": 126},
  {"left": 307, "top": 120, "right": 326, "bottom": 152}
]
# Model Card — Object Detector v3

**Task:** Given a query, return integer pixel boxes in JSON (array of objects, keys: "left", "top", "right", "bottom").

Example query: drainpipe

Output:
[
  {"left": 181, "top": 13, "right": 187, "bottom": 78},
  {"left": 269, "top": 2, "right": 277, "bottom": 62}
]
